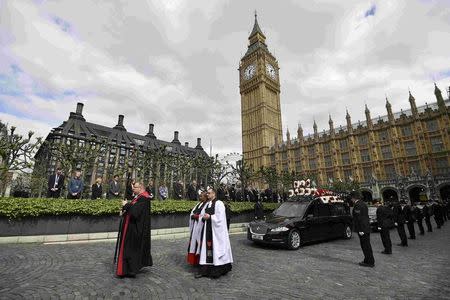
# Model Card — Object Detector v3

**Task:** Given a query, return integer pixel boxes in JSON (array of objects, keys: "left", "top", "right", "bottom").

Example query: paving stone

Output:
[{"left": 0, "top": 221, "right": 449, "bottom": 299}]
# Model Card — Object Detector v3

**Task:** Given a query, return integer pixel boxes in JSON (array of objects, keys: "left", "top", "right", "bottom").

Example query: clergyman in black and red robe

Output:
[{"left": 115, "top": 182, "right": 152, "bottom": 278}]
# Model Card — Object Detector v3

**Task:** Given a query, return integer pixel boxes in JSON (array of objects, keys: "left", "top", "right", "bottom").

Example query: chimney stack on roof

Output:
[
  {"left": 172, "top": 131, "right": 181, "bottom": 145},
  {"left": 146, "top": 123, "right": 156, "bottom": 139},
  {"left": 195, "top": 138, "right": 203, "bottom": 150},
  {"left": 69, "top": 102, "right": 86, "bottom": 121},
  {"left": 76, "top": 102, "right": 84, "bottom": 115},
  {"left": 113, "top": 115, "right": 126, "bottom": 131}
]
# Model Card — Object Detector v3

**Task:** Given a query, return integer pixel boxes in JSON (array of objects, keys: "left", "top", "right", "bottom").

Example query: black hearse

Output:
[{"left": 247, "top": 195, "right": 353, "bottom": 250}]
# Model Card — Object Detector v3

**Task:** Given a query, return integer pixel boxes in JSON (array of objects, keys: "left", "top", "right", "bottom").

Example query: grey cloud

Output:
[{"left": 1, "top": 0, "right": 449, "bottom": 156}]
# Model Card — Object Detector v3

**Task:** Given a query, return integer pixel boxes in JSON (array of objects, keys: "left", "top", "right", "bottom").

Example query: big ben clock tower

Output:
[{"left": 239, "top": 13, "right": 282, "bottom": 172}]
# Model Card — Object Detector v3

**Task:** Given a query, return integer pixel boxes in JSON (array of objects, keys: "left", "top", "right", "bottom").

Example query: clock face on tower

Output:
[
  {"left": 266, "top": 63, "right": 276, "bottom": 79},
  {"left": 243, "top": 64, "right": 256, "bottom": 80}
]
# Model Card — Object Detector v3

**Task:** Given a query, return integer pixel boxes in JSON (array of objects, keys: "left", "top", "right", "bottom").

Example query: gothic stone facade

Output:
[
  {"left": 239, "top": 14, "right": 283, "bottom": 172},
  {"left": 239, "top": 16, "right": 450, "bottom": 202},
  {"left": 34, "top": 103, "right": 209, "bottom": 197}
]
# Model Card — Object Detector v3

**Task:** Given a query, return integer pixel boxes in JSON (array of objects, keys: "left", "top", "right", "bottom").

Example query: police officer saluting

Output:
[
  {"left": 376, "top": 201, "right": 394, "bottom": 254},
  {"left": 351, "top": 191, "right": 375, "bottom": 267}
]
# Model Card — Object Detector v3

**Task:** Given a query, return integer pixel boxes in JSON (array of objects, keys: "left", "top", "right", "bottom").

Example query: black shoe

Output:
[
  {"left": 381, "top": 250, "right": 392, "bottom": 254},
  {"left": 359, "top": 262, "right": 375, "bottom": 267}
]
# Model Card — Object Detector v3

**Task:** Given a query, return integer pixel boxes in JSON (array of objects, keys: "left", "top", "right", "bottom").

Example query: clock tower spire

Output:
[{"left": 239, "top": 13, "right": 282, "bottom": 173}]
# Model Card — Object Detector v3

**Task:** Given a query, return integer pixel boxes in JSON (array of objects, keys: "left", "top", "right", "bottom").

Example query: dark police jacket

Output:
[
  {"left": 352, "top": 200, "right": 371, "bottom": 234},
  {"left": 393, "top": 204, "right": 407, "bottom": 224},
  {"left": 422, "top": 205, "right": 432, "bottom": 218},
  {"left": 404, "top": 205, "right": 416, "bottom": 222},
  {"left": 413, "top": 206, "right": 423, "bottom": 220},
  {"left": 376, "top": 205, "right": 394, "bottom": 228}
]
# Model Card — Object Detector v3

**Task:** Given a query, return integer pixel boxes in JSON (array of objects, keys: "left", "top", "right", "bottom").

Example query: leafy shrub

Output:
[{"left": 0, "top": 198, "right": 280, "bottom": 219}]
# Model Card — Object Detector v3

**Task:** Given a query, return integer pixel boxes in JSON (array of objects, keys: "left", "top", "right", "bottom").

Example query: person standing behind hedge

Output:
[
  {"left": 67, "top": 170, "right": 84, "bottom": 199},
  {"left": 145, "top": 179, "right": 156, "bottom": 200},
  {"left": 125, "top": 178, "right": 135, "bottom": 201},
  {"left": 47, "top": 167, "right": 65, "bottom": 198},
  {"left": 186, "top": 180, "right": 198, "bottom": 201},
  {"left": 159, "top": 183, "right": 168, "bottom": 200},
  {"left": 108, "top": 175, "right": 121, "bottom": 199},
  {"left": 91, "top": 177, "right": 103, "bottom": 200}
]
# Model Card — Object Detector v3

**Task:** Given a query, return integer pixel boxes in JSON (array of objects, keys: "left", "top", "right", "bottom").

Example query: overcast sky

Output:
[{"left": 1, "top": 0, "right": 449, "bottom": 156}]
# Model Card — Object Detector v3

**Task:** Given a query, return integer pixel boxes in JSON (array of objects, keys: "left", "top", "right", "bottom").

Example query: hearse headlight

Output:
[{"left": 271, "top": 226, "right": 289, "bottom": 232}]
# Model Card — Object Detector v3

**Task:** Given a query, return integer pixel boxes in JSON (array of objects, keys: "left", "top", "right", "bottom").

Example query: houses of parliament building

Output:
[{"left": 239, "top": 14, "right": 450, "bottom": 203}]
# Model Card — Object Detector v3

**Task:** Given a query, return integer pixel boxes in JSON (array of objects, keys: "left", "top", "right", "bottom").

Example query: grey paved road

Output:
[{"left": 1, "top": 224, "right": 449, "bottom": 299}]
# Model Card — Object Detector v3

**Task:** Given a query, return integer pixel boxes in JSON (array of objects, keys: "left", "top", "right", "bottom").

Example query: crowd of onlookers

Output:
[{"left": 46, "top": 168, "right": 289, "bottom": 202}]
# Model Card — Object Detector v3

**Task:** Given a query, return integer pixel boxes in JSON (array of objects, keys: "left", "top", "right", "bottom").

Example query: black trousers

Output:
[
  {"left": 406, "top": 221, "right": 416, "bottom": 239},
  {"left": 397, "top": 223, "right": 408, "bottom": 246},
  {"left": 47, "top": 190, "right": 61, "bottom": 198},
  {"left": 417, "top": 219, "right": 425, "bottom": 235},
  {"left": 358, "top": 233, "right": 374, "bottom": 265},
  {"left": 425, "top": 217, "right": 433, "bottom": 232},
  {"left": 67, "top": 193, "right": 81, "bottom": 199},
  {"left": 434, "top": 217, "right": 442, "bottom": 229},
  {"left": 379, "top": 227, "right": 392, "bottom": 253}
]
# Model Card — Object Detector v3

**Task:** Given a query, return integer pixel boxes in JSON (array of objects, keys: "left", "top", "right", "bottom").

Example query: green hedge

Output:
[{"left": 0, "top": 198, "right": 280, "bottom": 219}]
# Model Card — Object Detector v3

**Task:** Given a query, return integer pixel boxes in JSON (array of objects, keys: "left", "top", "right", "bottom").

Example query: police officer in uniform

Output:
[
  {"left": 413, "top": 203, "right": 424, "bottom": 235},
  {"left": 393, "top": 200, "right": 408, "bottom": 247},
  {"left": 433, "top": 201, "right": 443, "bottom": 229},
  {"left": 376, "top": 201, "right": 394, "bottom": 254},
  {"left": 404, "top": 203, "right": 416, "bottom": 239},
  {"left": 423, "top": 201, "right": 433, "bottom": 232},
  {"left": 351, "top": 191, "right": 375, "bottom": 267}
]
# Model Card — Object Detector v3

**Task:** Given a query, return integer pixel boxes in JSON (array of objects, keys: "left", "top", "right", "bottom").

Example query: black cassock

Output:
[{"left": 115, "top": 191, "right": 152, "bottom": 277}]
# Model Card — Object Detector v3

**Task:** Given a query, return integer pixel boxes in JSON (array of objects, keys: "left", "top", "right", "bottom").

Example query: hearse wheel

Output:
[
  {"left": 287, "top": 229, "right": 301, "bottom": 250},
  {"left": 344, "top": 225, "right": 352, "bottom": 239}
]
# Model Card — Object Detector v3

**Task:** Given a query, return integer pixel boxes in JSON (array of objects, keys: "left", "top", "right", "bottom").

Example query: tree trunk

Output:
[
  {"left": 154, "top": 161, "right": 160, "bottom": 200},
  {"left": 170, "top": 168, "right": 174, "bottom": 199}
]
